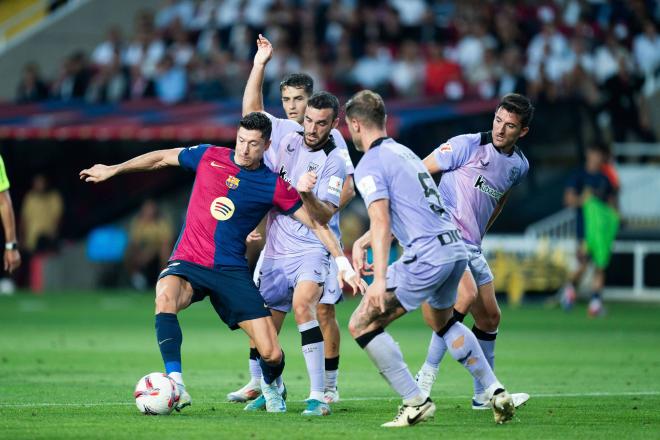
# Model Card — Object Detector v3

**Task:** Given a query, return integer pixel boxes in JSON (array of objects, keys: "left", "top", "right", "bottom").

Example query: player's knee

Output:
[
  {"left": 259, "top": 345, "right": 282, "bottom": 365},
  {"left": 348, "top": 317, "right": 362, "bottom": 338},
  {"left": 154, "top": 290, "right": 177, "bottom": 313},
  {"left": 476, "top": 309, "right": 500, "bottom": 332},
  {"left": 293, "top": 301, "right": 314, "bottom": 322},
  {"left": 316, "top": 304, "right": 335, "bottom": 324}
]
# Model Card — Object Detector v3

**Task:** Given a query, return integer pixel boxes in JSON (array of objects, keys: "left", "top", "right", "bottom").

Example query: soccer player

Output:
[
  {"left": 346, "top": 90, "right": 515, "bottom": 427},
  {"left": 414, "top": 93, "right": 533, "bottom": 410},
  {"left": 228, "top": 34, "right": 354, "bottom": 408},
  {"left": 79, "top": 112, "right": 359, "bottom": 413},
  {"left": 0, "top": 154, "right": 21, "bottom": 275}
]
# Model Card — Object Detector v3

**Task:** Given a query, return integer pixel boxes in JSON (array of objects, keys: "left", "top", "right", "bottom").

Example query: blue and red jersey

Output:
[{"left": 171, "top": 145, "right": 302, "bottom": 268}]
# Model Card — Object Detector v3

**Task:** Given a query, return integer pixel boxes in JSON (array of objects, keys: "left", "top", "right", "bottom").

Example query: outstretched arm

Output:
[
  {"left": 242, "top": 34, "right": 272, "bottom": 116},
  {"left": 79, "top": 148, "right": 183, "bottom": 183},
  {"left": 423, "top": 151, "right": 442, "bottom": 175},
  {"left": 292, "top": 206, "right": 365, "bottom": 294}
]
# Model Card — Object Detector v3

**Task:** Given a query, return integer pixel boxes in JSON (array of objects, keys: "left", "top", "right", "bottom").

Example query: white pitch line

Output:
[{"left": 1, "top": 390, "right": 658, "bottom": 408}]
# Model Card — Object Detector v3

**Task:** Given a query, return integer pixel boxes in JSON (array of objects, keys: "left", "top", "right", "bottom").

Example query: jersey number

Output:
[{"left": 418, "top": 172, "right": 445, "bottom": 214}]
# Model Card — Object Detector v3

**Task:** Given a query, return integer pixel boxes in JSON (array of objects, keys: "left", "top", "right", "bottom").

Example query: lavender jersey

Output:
[
  {"left": 263, "top": 113, "right": 354, "bottom": 175},
  {"left": 433, "top": 131, "right": 529, "bottom": 247},
  {"left": 355, "top": 138, "right": 466, "bottom": 264},
  {"left": 264, "top": 131, "right": 347, "bottom": 257}
]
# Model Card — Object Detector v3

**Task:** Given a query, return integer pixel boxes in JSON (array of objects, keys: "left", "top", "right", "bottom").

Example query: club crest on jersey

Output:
[
  {"left": 307, "top": 162, "right": 320, "bottom": 173},
  {"left": 210, "top": 196, "right": 235, "bottom": 221},
  {"left": 439, "top": 143, "right": 452, "bottom": 154},
  {"left": 226, "top": 175, "right": 240, "bottom": 189},
  {"left": 508, "top": 167, "right": 521, "bottom": 184}
]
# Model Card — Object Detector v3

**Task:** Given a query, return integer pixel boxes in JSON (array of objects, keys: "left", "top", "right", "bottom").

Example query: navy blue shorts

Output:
[{"left": 158, "top": 260, "right": 271, "bottom": 330}]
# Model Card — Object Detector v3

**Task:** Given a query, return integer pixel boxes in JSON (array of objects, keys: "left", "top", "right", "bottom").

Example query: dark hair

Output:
[
  {"left": 587, "top": 141, "right": 611, "bottom": 156},
  {"left": 344, "top": 90, "right": 386, "bottom": 128},
  {"left": 497, "top": 93, "right": 535, "bottom": 128},
  {"left": 307, "top": 91, "right": 340, "bottom": 120},
  {"left": 239, "top": 112, "right": 272, "bottom": 140},
  {"left": 279, "top": 73, "right": 314, "bottom": 96}
]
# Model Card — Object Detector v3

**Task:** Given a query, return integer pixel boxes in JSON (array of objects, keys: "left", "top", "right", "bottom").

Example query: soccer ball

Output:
[{"left": 134, "top": 372, "right": 180, "bottom": 415}]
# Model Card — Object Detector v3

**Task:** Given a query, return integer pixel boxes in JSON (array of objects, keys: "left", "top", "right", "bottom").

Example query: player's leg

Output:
[
  {"left": 561, "top": 242, "right": 588, "bottom": 310},
  {"left": 239, "top": 316, "right": 287, "bottom": 413},
  {"left": 416, "top": 270, "right": 477, "bottom": 397},
  {"left": 317, "top": 262, "right": 343, "bottom": 403},
  {"left": 292, "top": 279, "right": 329, "bottom": 415},
  {"left": 424, "top": 259, "right": 514, "bottom": 424},
  {"left": 348, "top": 287, "right": 433, "bottom": 427},
  {"left": 154, "top": 273, "right": 195, "bottom": 410},
  {"left": 587, "top": 267, "right": 605, "bottom": 317}
]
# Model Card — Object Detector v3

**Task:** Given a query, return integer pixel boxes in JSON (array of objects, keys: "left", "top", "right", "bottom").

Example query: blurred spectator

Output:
[
  {"left": 389, "top": 40, "right": 424, "bottom": 97},
  {"left": 632, "top": 20, "right": 660, "bottom": 76},
  {"left": 424, "top": 41, "right": 462, "bottom": 98},
  {"left": 125, "top": 200, "right": 173, "bottom": 290},
  {"left": 19, "top": 174, "right": 63, "bottom": 254},
  {"left": 497, "top": 45, "right": 527, "bottom": 97},
  {"left": 124, "top": 28, "right": 166, "bottom": 79},
  {"left": 91, "top": 26, "right": 124, "bottom": 67},
  {"left": 51, "top": 51, "right": 91, "bottom": 101},
  {"left": 86, "top": 54, "right": 130, "bottom": 103},
  {"left": 603, "top": 56, "right": 657, "bottom": 142},
  {"left": 351, "top": 40, "right": 392, "bottom": 94},
  {"left": 154, "top": 54, "right": 188, "bottom": 104},
  {"left": 15, "top": 63, "right": 49, "bottom": 103}
]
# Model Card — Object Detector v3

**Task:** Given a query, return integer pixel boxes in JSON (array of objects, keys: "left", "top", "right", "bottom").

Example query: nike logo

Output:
[
  {"left": 158, "top": 338, "right": 173, "bottom": 345},
  {"left": 407, "top": 410, "right": 424, "bottom": 425},
  {"left": 211, "top": 161, "right": 225, "bottom": 168},
  {"left": 479, "top": 160, "right": 490, "bottom": 167}
]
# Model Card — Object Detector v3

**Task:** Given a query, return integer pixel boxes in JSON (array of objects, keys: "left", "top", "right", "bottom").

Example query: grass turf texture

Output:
[{"left": 1, "top": 292, "right": 659, "bottom": 439}]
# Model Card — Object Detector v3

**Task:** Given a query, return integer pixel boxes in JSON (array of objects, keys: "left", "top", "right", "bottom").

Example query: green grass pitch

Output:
[{"left": 1, "top": 291, "right": 659, "bottom": 439}]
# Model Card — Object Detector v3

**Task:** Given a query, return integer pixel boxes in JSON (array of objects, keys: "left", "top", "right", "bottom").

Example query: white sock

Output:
[
  {"left": 276, "top": 376, "right": 284, "bottom": 394},
  {"left": 440, "top": 321, "right": 499, "bottom": 393},
  {"left": 169, "top": 372, "right": 184, "bottom": 386},
  {"left": 249, "top": 358, "right": 262, "bottom": 386},
  {"left": 363, "top": 331, "right": 421, "bottom": 401},
  {"left": 472, "top": 327, "right": 497, "bottom": 396},
  {"left": 298, "top": 320, "right": 325, "bottom": 402},
  {"left": 325, "top": 369, "right": 338, "bottom": 391},
  {"left": 424, "top": 331, "right": 447, "bottom": 370}
]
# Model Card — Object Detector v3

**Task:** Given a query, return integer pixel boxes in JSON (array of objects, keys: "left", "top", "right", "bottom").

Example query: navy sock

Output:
[
  {"left": 259, "top": 351, "right": 285, "bottom": 385},
  {"left": 155, "top": 313, "right": 182, "bottom": 375}
]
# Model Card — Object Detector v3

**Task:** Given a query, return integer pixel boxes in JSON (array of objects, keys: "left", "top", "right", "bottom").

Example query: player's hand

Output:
[
  {"left": 79, "top": 164, "right": 116, "bottom": 183},
  {"left": 296, "top": 172, "right": 317, "bottom": 193},
  {"left": 254, "top": 34, "right": 273, "bottom": 66},
  {"left": 337, "top": 266, "right": 367, "bottom": 295},
  {"left": 246, "top": 229, "right": 262, "bottom": 243},
  {"left": 4, "top": 249, "right": 20, "bottom": 274},
  {"left": 365, "top": 278, "right": 387, "bottom": 313},
  {"left": 352, "top": 240, "right": 373, "bottom": 276}
]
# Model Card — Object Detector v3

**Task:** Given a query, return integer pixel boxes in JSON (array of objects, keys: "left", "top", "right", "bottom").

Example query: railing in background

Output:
[
  {"left": 485, "top": 234, "right": 660, "bottom": 302},
  {"left": 524, "top": 208, "right": 577, "bottom": 241}
]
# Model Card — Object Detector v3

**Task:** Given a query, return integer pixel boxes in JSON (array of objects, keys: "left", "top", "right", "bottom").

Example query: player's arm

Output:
[
  {"left": 338, "top": 175, "right": 356, "bottom": 210},
  {"left": 365, "top": 199, "right": 392, "bottom": 312},
  {"left": 0, "top": 189, "right": 20, "bottom": 273},
  {"left": 422, "top": 152, "right": 443, "bottom": 175},
  {"left": 79, "top": 148, "right": 183, "bottom": 183},
  {"left": 292, "top": 207, "right": 364, "bottom": 293},
  {"left": 485, "top": 190, "right": 511, "bottom": 233},
  {"left": 296, "top": 171, "right": 338, "bottom": 225},
  {"left": 242, "top": 34, "right": 272, "bottom": 116}
]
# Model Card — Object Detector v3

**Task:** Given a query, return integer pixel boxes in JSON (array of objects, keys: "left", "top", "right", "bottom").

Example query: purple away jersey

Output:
[
  {"left": 355, "top": 137, "right": 466, "bottom": 265},
  {"left": 433, "top": 131, "right": 529, "bottom": 247},
  {"left": 263, "top": 131, "right": 347, "bottom": 257}
]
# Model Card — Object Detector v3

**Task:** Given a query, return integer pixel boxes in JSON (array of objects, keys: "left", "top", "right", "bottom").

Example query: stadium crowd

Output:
[{"left": 14, "top": 0, "right": 660, "bottom": 142}]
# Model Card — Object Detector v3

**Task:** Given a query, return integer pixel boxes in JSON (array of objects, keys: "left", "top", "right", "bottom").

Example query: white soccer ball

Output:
[{"left": 134, "top": 372, "right": 180, "bottom": 415}]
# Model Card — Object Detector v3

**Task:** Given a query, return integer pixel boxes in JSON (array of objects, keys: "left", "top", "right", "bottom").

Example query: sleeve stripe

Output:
[{"left": 280, "top": 199, "right": 303, "bottom": 216}]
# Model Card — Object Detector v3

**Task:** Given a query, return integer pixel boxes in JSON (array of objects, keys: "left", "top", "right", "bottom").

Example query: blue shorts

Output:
[{"left": 158, "top": 260, "right": 271, "bottom": 330}]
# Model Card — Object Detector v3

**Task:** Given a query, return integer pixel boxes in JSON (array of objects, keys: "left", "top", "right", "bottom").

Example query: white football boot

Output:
[
  {"left": 227, "top": 380, "right": 261, "bottom": 403},
  {"left": 381, "top": 397, "right": 436, "bottom": 428},
  {"left": 472, "top": 391, "right": 529, "bottom": 410},
  {"left": 174, "top": 382, "right": 191, "bottom": 412},
  {"left": 490, "top": 389, "right": 515, "bottom": 424},
  {"left": 323, "top": 388, "right": 340, "bottom": 404},
  {"left": 260, "top": 379, "right": 286, "bottom": 413}
]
